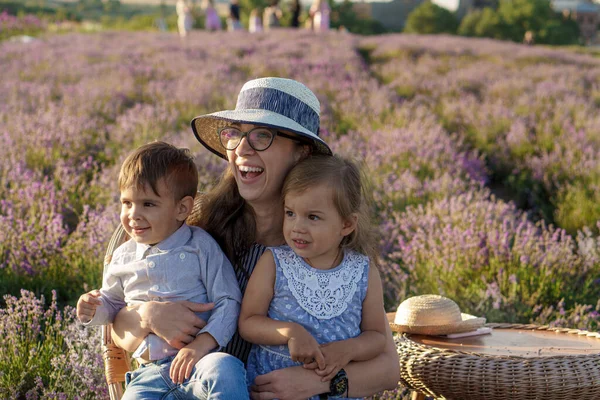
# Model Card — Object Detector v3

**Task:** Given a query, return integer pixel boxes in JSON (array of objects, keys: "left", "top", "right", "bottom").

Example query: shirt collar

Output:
[{"left": 134, "top": 224, "right": 192, "bottom": 260}]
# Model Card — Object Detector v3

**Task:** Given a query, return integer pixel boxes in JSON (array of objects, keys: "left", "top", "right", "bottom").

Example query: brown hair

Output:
[
  {"left": 195, "top": 168, "right": 256, "bottom": 270},
  {"left": 282, "top": 154, "right": 380, "bottom": 267},
  {"left": 118, "top": 141, "right": 198, "bottom": 201}
]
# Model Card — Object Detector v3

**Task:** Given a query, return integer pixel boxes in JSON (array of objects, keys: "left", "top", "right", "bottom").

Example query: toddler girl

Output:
[{"left": 238, "top": 154, "right": 387, "bottom": 399}]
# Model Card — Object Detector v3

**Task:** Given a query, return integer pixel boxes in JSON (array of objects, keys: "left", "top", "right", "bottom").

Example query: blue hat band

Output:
[{"left": 236, "top": 87, "right": 320, "bottom": 135}]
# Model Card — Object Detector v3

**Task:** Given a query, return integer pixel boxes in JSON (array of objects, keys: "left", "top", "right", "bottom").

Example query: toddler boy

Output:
[{"left": 77, "top": 141, "right": 241, "bottom": 398}]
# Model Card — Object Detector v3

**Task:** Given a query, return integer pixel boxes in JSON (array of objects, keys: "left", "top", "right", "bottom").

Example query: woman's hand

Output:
[
  {"left": 112, "top": 301, "right": 213, "bottom": 352},
  {"left": 250, "top": 365, "right": 329, "bottom": 400},
  {"left": 143, "top": 301, "right": 213, "bottom": 349}
]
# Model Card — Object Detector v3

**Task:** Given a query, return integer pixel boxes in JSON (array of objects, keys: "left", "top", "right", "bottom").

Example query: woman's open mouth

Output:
[{"left": 238, "top": 165, "right": 264, "bottom": 180}]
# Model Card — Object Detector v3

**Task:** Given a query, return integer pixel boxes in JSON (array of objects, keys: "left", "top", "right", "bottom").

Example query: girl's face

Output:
[
  {"left": 283, "top": 183, "right": 356, "bottom": 269},
  {"left": 226, "top": 123, "right": 306, "bottom": 207}
]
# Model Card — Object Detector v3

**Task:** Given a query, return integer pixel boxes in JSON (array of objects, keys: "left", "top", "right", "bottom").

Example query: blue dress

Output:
[{"left": 246, "top": 245, "right": 369, "bottom": 400}]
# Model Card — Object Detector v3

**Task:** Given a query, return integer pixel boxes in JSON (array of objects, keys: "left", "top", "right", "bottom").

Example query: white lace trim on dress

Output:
[{"left": 275, "top": 247, "right": 366, "bottom": 320}]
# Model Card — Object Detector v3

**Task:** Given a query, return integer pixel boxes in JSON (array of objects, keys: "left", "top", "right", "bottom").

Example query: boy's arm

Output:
[
  {"left": 238, "top": 251, "right": 309, "bottom": 345},
  {"left": 170, "top": 332, "right": 219, "bottom": 384},
  {"left": 195, "top": 233, "right": 242, "bottom": 349},
  {"left": 85, "top": 263, "right": 126, "bottom": 326}
]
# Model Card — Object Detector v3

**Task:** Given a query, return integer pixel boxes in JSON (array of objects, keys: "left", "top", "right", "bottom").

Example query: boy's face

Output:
[{"left": 120, "top": 178, "right": 187, "bottom": 246}]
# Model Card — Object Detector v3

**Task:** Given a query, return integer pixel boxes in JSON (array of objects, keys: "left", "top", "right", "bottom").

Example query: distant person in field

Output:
[
  {"left": 249, "top": 8, "right": 263, "bottom": 33},
  {"left": 309, "top": 0, "right": 330, "bottom": 32},
  {"left": 228, "top": 0, "right": 242, "bottom": 31},
  {"left": 263, "top": 0, "right": 283, "bottom": 31},
  {"left": 76, "top": 141, "right": 244, "bottom": 399},
  {"left": 204, "top": 0, "right": 222, "bottom": 31},
  {"left": 176, "top": 0, "right": 194, "bottom": 38},
  {"left": 239, "top": 154, "right": 388, "bottom": 399},
  {"left": 290, "top": 0, "right": 302, "bottom": 28}
]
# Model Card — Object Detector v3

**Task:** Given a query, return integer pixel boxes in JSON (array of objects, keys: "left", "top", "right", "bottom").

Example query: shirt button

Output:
[
  {"left": 148, "top": 261, "right": 155, "bottom": 268},
  {"left": 179, "top": 253, "right": 186, "bottom": 260},
  {"left": 151, "top": 285, "right": 159, "bottom": 291}
]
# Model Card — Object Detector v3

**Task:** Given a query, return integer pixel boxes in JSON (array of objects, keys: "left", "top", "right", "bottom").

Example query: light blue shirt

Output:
[{"left": 88, "top": 224, "right": 241, "bottom": 361}]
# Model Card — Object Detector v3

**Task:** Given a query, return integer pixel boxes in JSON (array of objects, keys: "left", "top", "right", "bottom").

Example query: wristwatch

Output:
[{"left": 319, "top": 369, "right": 348, "bottom": 399}]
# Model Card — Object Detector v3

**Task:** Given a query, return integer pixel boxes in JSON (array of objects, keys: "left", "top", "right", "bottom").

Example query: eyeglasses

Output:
[{"left": 218, "top": 126, "right": 306, "bottom": 152}]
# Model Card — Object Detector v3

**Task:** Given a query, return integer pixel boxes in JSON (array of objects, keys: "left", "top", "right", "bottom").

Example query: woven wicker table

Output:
[{"left": 387, "top": 313, "right": 600, "bottom": 400}]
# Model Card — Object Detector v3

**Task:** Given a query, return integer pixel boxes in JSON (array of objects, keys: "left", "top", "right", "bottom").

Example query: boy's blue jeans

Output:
[{"left": 122, "top": 352, "right": 249, "bottom": 400}]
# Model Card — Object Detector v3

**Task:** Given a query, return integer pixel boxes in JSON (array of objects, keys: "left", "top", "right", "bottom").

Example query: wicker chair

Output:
[{"left": 101, "top": 195, "right": 204, "bottom": 400}]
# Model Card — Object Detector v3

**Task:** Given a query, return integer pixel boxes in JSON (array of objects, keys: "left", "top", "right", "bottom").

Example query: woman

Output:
[
  {"left": 176, "top": 0, "right": 193, "bottom": 38},
  {"left": 111, "top": 77, "right": 400, "bottom": 399}
]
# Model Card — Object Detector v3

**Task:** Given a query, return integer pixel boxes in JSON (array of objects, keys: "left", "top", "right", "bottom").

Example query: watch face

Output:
[
  {"left": 330, "top": 369, "right": 348, "bottom": 396},
  {"left": 332, "top": 379, "right": 348, "bottom": 395}
]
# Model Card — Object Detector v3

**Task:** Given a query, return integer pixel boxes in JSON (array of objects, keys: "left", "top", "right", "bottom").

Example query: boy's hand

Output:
[
  {"left": 288, "top": 327, "right": 325, "bottom": 369},
  {"left": 304, "top": 340, "right": 351, "bottom": 382},
  {"left": 169, "top": 341, "right": 206, "bottom": 384},
  {"left": 76, "top": 290, "right": 102, "bottom": 323}
]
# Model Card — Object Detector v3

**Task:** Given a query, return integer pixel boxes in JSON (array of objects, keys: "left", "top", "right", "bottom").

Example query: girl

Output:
[{"left": 239, "top": 155, "right": 387, "bottom": 399}]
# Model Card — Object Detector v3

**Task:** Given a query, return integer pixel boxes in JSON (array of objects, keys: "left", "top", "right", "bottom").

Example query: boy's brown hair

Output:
[{"left": 118, "top": 141, "right": 198, "bottom": 200}]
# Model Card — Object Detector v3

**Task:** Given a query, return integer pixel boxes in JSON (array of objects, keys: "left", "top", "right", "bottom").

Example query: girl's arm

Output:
[
  {"left": 310, "top": 267, "right": 387, "bottom": 380},
  {"left": 239, "top": 251, "right": 325, "bottom": 365}
]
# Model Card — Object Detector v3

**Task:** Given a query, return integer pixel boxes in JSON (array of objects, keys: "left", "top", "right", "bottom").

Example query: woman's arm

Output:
[{"left": 111, "top": 301, "right": 212, "bottom": 352}]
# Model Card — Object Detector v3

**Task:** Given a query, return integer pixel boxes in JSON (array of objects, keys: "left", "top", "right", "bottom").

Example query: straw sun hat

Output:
[
  {"left": 390, "top": 295, "right": 486, "bottom": 336},
  {"left": 191, "top": 77, "right": 332, "bottom": 160}
]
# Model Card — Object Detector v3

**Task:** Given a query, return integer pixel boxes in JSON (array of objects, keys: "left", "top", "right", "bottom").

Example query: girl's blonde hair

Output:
[{"left": 282, "top": 154, "right": 380, "bottom": 267}]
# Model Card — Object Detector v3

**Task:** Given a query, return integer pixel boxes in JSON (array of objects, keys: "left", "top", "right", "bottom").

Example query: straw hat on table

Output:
[{"left": 390, "top": 295, "right": 486, "bottom": 336}]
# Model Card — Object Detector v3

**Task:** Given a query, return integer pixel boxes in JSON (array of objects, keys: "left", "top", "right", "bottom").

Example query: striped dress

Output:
[{"left": 223, "top": 243, "right": 267, "bottom": 364}]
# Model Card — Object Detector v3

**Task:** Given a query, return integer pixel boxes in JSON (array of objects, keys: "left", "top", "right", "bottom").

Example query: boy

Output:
[{"left": 77, "top": 141, "right": 241, "bottom": 398}]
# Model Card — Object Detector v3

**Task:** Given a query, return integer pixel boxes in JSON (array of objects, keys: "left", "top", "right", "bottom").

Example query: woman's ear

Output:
[
  {"left": 176, "top": 195, "right": 195, "bottom": 222},
  {"left": 294, "top": 144, "right": 312, "bottom": 163},
  {"left": 341, "top": 213, "right": 358, "bottom": 237}
]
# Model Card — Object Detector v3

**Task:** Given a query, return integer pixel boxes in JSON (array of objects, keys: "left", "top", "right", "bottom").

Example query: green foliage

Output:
[
  {"left": 458, "top": 7, "right": 506, "bottom": 39},
  {"left": 100, "top": 13, "right": 177, "bottom": 32},
  {"left": 330, "top": 0, "right": 387, "bottom": 35},
  {"left": 458, "top": 0, "right": 580, "bottom": 45},
  {"left": 554, "top": 182, "right": 600, "bottom": 235},
  {"left": 497, "top": 0, "right": 554, "bottom": 41},
  {"left": 0, "top": 0, "right": 174, "bottom": 24},
  {"left": 404, "top": 1, "right": 458, "bottom": 34},
  {"left": 537, "top": 17, "right": 580, "bottom": 45}
]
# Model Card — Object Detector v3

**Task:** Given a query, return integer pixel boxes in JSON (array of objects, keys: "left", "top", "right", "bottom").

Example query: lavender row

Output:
[{"left": 361, "top": 33, "right": 600, "bottom": 234}]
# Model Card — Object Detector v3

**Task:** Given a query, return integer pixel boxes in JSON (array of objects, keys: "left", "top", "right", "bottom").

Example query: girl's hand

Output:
[
  {"left": 305, "top": 340, "right": 351, "bottom": 381},
  {"left": 288, "top": 328, "right": 325, "bottom": 368},
  {"left": 76, "top": 290, "right": 102, "bottom": 323}
]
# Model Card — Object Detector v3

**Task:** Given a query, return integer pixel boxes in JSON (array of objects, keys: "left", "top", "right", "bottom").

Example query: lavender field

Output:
[{"left": 1, "top": 29, "right": 600, "bottom": 398}]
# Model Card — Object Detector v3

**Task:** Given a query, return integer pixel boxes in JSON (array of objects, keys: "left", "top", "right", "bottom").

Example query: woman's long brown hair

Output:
[{"left": 194, "top": 167, "right": 256, "bottom": 276}]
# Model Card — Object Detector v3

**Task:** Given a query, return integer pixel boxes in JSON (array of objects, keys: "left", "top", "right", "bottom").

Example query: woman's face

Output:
[{"left": 226, "top": 123, "right": 306, "bottom": 206}]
